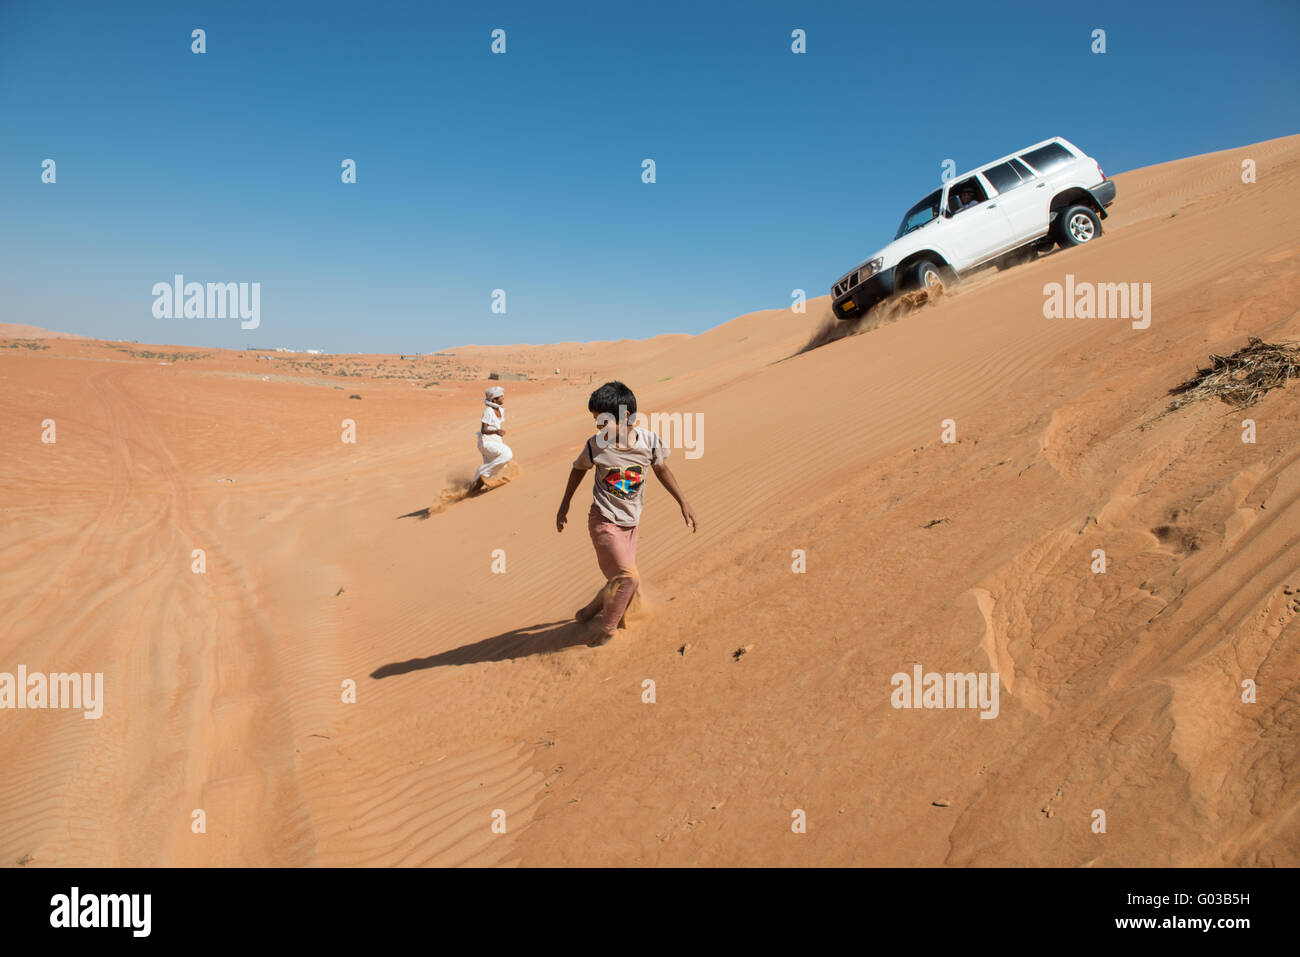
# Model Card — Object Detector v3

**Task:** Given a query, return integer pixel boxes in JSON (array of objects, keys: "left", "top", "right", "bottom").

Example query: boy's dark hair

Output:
[{"left": 588, "top": 381, "right": 636, "bottom": 418}]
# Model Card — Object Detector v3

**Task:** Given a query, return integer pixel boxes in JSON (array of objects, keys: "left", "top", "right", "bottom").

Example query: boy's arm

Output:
[
  {"left": 480, "top": 423, "right": 504, "bottom": 436},
  {"left": 652, "top": 462, "right": 698, "bottom": 532},
  {"left": 556, "top": 467, "right": 588, "bottom": 532}
]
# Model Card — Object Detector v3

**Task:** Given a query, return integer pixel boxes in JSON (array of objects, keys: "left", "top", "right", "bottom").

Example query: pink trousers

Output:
[{"left": 588, "top": 505, "right": 640, "bottom": 634}]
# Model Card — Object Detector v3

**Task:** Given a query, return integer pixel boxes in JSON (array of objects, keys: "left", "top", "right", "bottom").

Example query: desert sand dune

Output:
[
  {"left": 1, "top": 135, "right": 1297, "bottom": 866},
  {"left": 0, "top": 324, "right": 86, "bottom": 340}
]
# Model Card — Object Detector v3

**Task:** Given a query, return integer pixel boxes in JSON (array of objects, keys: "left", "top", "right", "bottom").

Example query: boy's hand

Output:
[
  {"left": 556, "top": 506, "right": 568, "bottom": 533},
  {"left": 681, "top": 502, "right": 698, "bottom": 532}
]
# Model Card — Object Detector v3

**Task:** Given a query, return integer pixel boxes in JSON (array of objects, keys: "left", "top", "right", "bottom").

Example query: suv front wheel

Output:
[
  {"left": 905, "top": 259, "right": 946, "bottom": 294},
  {"left": 1056, "top": 205, "right": 1102, "bottom": 247}
]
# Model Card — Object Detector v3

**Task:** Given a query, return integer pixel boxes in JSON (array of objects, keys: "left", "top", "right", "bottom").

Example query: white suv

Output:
[{"left": 831, "top": 137, "right": 1116, "bottom": 319}]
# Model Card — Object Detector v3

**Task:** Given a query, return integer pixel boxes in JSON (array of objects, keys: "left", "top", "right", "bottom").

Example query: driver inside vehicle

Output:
[{"left": 953, "top": 184, "right": 981, "bottom": 213}]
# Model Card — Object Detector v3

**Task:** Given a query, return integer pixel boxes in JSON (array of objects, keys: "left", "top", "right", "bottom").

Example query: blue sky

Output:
[{"left": 2, "top": 0, "right": 1297, "bottom": 353}]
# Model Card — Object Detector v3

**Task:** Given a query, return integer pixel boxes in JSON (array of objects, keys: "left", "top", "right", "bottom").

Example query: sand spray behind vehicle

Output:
[{"left": 799, "top": 287, "right": 942, "bottom": 355}]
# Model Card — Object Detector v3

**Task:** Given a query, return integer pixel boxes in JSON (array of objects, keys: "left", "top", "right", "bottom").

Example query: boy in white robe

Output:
[{"left": 469, "top": 386, "right": 512, "bottom": 494}]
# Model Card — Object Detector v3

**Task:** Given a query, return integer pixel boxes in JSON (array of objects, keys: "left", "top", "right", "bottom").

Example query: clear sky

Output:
[{"left": 2, "top": 0, "right": 1297, "bottom": 353}]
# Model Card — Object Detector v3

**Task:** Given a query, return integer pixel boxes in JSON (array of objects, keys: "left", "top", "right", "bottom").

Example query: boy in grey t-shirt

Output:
[
  {"left": 573, "top": 425, "right": 665, "bottom": 526},
  {"left": 556, "top": 381, "right": 697, "bottom": 644}
]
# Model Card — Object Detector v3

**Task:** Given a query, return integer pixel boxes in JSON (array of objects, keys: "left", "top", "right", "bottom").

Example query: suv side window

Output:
[
  {"left": 1020, "top": 143, "right": 1076, "bottom": 174},
  {"left": 982, "top": 162, "right": 1023, "bottom": 194},
  {"left": 1009, "top": 157, "right": 1035, "bottom": 179}
]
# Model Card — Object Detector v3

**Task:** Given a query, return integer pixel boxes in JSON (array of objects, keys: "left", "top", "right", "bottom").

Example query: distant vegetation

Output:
[
  {"left": 107, "top": 344, "right": 210, "bottom": 361},
  {"left": 259, "top": 352, "right": 481, "bottom": 384}
]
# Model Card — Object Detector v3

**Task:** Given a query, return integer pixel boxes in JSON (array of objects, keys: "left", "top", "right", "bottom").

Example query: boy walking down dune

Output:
[
  {"left": 556, "top": 381, "right": 697, "bottom": 644},
  {"left": 469, "top": 385, "right": 512, "bottom": 495}
]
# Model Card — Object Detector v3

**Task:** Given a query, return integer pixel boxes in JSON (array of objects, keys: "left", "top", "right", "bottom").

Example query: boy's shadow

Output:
[{"left": 370, "top": 619, "right": 590, "bottom": 677}]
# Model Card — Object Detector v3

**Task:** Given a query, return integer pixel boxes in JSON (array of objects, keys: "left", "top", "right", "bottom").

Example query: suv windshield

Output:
[{"left": 895, "top": 189, "right": 941, "bottom": 239}]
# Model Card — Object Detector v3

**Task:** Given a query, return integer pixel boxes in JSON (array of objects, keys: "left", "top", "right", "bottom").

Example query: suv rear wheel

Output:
[{"left": 1056, "top": 205, "right": 1102, "bottom": 246}]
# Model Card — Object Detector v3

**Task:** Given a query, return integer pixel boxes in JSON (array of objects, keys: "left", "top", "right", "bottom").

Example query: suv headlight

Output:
[{"left": 861, "top": 257, "right": 884, "bottom": 278}]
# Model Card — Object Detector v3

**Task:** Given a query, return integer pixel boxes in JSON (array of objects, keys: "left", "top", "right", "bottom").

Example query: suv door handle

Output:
[
  {"left": 1035, "top": 182, "right": 1047, "bottom": 188},
  {"left": 987, "top": 204, "right": 998, "bottom": 209}
]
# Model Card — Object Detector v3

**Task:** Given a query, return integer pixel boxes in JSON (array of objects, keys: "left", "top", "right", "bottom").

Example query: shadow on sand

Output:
[
  {"left": 370, "top": 618, "right": 592, "bottom": 677},
  {"left": 396, "top": 506, "right": 434, "bottom": 520}
]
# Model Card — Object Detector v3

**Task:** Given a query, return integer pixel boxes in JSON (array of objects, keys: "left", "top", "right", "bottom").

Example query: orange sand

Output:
[{"left": 1, "top": 136, "right": 1297, "bottom": 866}]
